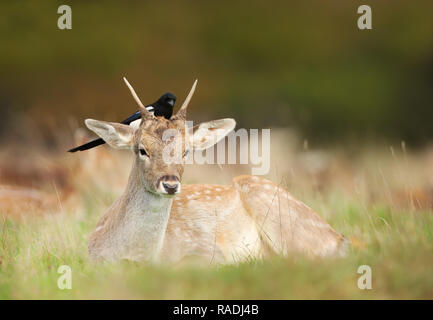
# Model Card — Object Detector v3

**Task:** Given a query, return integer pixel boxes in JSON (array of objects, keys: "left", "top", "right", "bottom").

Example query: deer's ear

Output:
[
  {"left": 85, "top": 119, "right": 135, "bottom": 150},
  {"left": 189, "top": 118, "right": 236, "bottom": 151}
]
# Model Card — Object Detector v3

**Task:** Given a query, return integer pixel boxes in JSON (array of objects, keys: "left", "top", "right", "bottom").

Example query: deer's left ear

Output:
[
  {"left": 189, "top": 118, "right": 236, "bottom": 151},
  {"left": 85, "top": 119, "right": 135, "bottom": 150}
]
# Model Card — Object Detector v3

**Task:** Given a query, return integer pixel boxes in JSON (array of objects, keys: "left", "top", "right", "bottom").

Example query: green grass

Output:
[{"left": 1, "top": 195, "right": 432, "bottom": 299}]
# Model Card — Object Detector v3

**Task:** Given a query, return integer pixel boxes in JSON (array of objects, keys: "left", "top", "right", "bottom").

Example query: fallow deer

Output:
[{"left": 86, "top": 79, "right": 348, "bottom": 264}]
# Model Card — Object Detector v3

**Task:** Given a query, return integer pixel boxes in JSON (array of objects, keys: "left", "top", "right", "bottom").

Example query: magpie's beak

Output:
[{"left": 168, "top": 99, "right": 175, "bottom": 107}]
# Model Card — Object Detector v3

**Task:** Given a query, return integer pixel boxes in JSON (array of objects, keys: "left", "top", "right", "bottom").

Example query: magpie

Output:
[{"left": 68, "top": 92, "right": 176, "bottom": 153}]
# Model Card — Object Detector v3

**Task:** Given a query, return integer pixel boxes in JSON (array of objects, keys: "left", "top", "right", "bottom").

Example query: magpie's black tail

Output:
[{"left": 68, "top": 138, "right": 106, "bottom": 153}]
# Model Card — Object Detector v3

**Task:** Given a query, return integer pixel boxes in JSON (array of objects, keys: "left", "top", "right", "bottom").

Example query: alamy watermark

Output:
[
  {"left": 161, "top": 121, "right": 271, "bottom": 176},
  {"left": 357, "top": 5, "right": 372, "bottom": 30},
  {"left": 57, "top": 5, "right": 72, "bottom": 30},
  {"left": 58, "top": 4, "right": 372, "bottom": 31},
  {"left": 357, "top": 265, "right": 372, "bottom": 290},
  {"left": 57, "top": 265, "right": 72, "bottom": 290}
]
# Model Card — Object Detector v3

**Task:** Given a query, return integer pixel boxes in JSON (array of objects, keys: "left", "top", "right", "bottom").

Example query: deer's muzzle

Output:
[{"left": 156, "top": 175, "right": 180, "bottom": 196}]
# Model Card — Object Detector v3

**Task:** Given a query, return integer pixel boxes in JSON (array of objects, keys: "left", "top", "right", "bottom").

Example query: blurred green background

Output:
[{"left": 1, "top": 0, "right": 432, "bottom": 144}]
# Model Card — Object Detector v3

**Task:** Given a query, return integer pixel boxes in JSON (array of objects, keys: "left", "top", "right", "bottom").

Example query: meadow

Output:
[{"left": 1, "top": 128, "right": 432, "bottom": 299}]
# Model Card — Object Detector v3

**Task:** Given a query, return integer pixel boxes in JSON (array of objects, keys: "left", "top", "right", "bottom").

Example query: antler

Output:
[
  {"left": 173, "top": 79, "right": 198, "bottom": 120},
  {"left": 123, "top": 77, "right": 153, "bottom": 120}
]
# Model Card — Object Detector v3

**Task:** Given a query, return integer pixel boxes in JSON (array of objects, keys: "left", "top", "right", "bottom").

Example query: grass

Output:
[
  {"left": 1, "top": 136, "right": 433, "bottom": 299},
  {"left": 1, "top": 192, "right": 432, "bottom": 299}
]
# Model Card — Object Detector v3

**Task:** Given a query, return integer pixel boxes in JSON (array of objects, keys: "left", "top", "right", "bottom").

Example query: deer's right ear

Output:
[
  {"left": 85, "top": 119, "right": 135, "bottom": 150},
  {"left": 189, "top": 118, "right": 236, "bottom": 151}
]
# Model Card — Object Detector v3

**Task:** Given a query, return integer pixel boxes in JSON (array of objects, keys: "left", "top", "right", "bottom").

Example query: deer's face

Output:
[
  {"left": 133, "top": 117, "right": 187, "bottom": 196},
  {"left": 84, "top": 80, "right": 235, "bottom": 197}
]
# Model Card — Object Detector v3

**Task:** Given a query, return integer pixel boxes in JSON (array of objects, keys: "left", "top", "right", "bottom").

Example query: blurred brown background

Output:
[
  {"left": 1, "top": 1, "right": 433, "bottom": 300},
  {"left": 1, "top": 0, "right": 432, "bottom": 149}
]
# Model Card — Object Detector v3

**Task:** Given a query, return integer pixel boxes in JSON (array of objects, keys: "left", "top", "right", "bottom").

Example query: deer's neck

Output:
[{"left": 115, "top": 163, "right": 173, "bottom": 262}]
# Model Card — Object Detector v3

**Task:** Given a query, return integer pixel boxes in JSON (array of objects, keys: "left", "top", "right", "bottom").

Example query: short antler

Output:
[
  {"left": 123, "top": 77, "right": 153, "bottom": 120},
  {"left": 173, "top": 79, "right": 198, "bottom": 120}
]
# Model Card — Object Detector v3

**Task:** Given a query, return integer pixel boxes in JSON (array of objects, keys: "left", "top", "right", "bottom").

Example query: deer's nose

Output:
[
  {"left": 157, "top": 175, "right": 180, "bottom": 195},
  {"left": 162, "top": 182, "right": 179, "bottom": 195}
]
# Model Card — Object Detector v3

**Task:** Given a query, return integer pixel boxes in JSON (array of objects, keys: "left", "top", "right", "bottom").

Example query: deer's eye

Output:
[{"left": 139, "top": 148, "right": 148, "bottom": 157}]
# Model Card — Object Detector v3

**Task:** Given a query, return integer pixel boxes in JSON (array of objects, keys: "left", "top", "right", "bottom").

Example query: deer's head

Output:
[{"left": 85, "top": 79, "right": 235, "bottom": 197}]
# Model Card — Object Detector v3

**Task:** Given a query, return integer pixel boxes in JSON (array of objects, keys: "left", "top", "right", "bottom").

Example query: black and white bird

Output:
[{"left": 68, "top": 78, "right": 176, "bottom": 153}]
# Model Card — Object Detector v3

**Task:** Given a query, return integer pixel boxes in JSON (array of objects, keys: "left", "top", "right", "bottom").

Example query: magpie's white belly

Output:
[{"left": 130, "top": 119, "right": 142, "bottom": 130}]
